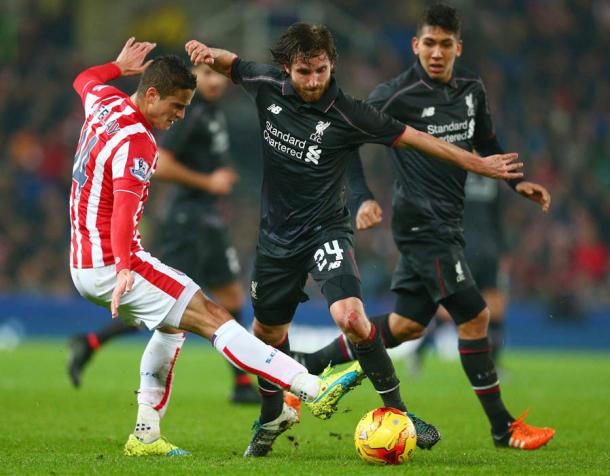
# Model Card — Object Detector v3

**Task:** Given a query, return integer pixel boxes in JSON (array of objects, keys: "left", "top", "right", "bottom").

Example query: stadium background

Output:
[{"left": 0, "top": 0, "right": 608, "bottom": 352}]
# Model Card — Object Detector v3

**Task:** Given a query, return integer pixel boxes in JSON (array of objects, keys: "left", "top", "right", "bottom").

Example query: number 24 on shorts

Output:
[{"left": 314, "top": 240, "right": 344, "bottom": 272}]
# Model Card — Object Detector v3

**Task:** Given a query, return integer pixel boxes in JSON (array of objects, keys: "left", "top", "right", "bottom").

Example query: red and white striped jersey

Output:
[{"left": 69, "top": 63, "right": 157, "bottom": 271}]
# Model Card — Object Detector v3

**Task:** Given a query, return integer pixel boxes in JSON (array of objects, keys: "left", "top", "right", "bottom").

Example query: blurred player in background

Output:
[
  {"left": 69, "top": 37, "right": 348, "bottom": 457},
  {"left": 293, "top": 4, "right": 555, "bottom": 450},
  {"left": 186, "top": 20, "right": 522, "bottom": 457},
  {"left": 67, "top": 61, "right": 259, "bottom": 404}
]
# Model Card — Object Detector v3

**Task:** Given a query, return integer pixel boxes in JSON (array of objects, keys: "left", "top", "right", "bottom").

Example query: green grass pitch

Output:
[{"left": 2, "top": 341, "right": 609, "bottom": 475}]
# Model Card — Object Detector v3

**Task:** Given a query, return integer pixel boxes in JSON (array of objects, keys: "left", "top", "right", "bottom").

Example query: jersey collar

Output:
[
  {"left": 414, "top": 60, "right": 458, "bottom": 89},
  {"left": 283, "top": 76, "right": 339, "bottom": 112}
]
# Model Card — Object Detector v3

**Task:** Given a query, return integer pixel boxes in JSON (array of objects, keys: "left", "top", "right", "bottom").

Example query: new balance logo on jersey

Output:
[
  {"left": 309, "top": 121, "right": 331, "bottom": 143},
  {"left": 455, "top": 260, "right": 465, "bottom": 283},
  {"left": 421, "top": 106, "right": 435, "bottom": 118},
  {"left": 130, "top": 158, "right": 151, "bottom": 181},
  {"left": 267, "top": 104, "right": 282, "bottom": 114},
  {"left": 305, "top": 145, "right": 321, "bottom": 165}
]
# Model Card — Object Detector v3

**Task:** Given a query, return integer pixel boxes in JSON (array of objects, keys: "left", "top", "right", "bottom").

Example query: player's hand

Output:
[
  {"left": 478, "top": 153, "right": 523, "bottom": 180},
  {"left": 203, "top": 168, "right": 239, "bottom": 195},
  {"left": 111, "top": 269, "right": 134, "bottom": 318},
  {"left": 515, "top": 181, "right": 551, "bottom": 212},
  {"left": 113, "top": 37, "right": 156, "bottom": 76},
  {"left": 356, "top": 200, "right": 382, "bottom": 230},
  {"left": 185, "top": 40, "right": 215, "bottom": 66}
]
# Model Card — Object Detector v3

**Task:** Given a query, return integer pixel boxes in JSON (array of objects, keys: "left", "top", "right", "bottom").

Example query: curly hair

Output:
[
  {"left": 270, "top": 22, "right": 338, "bottom": 67},
  {"left": 418, "top": 3, "right": 461, "bottom": 37},
  {"left": 137, "top": 55, "right": 197, "bottom": 98}
]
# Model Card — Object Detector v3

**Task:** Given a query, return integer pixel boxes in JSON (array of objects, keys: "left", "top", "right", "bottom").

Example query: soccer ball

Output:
[{"left": 354, "top": 407, "right": 417, "bottom": 465}]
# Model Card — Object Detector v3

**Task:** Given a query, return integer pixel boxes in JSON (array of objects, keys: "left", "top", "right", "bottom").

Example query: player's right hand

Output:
[
  {"left": 356, "top": 199, "right": 382, "bottom": 230},
  {"left": 203, "top": 167, "right": 239, "bottom": 195},
  {"left": 111, "top": 269, "right": 134, "bottom": 318},
  {"left": 185, "top": 40, "right": 215, "bottom": 66},
  {"left": 114, "top": 37, "right": 156, "bottom": 76},
  {"left": 480, "top": 153, "right": 524, "bottom": 180}
]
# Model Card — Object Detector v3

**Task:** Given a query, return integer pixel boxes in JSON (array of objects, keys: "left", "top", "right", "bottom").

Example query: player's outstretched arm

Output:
[
  {"left": 515, "top": 181, "right": 551, "bottom": 212},
  {"left": 185, "top": 40, "right": 237, "bottom": 78},
  {"left": 73, "top": 37, "right": 155, "bottom": 98},
  {"left": 395, "top": 126, "right": 524, "bottom": 180}
]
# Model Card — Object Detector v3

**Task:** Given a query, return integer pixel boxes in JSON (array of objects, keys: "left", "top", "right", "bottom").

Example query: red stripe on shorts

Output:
[
  {"left": 131, "top": 255, "right": 185, "bottom": 299},
  {"left": 434, "top": 258, "right": 446, "bottom": 298}
]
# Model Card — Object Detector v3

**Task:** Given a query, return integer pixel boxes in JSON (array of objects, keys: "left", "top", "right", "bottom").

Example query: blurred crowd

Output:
[{"left": 0, "top": 0, "right": 608, "bottom": 317}]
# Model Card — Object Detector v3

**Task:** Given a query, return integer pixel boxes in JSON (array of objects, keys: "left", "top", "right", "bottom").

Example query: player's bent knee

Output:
[
  {"left": 458, "top": 308, "right": 490, "bottom": 339},
  {"left": 179, "top": 291, "right": 232, "bottom": 339},
  {"left": 252, "top": 319, "right": 288, "bottom": 345},
  {"left": 211, "top": 282, "right": 244, "bottom": 311},
  {"left": 389, "top": 313, "right": 425, "bottom": 341},
  {"left": 330, "top": 297, "right": 369, "bottom": 340}
]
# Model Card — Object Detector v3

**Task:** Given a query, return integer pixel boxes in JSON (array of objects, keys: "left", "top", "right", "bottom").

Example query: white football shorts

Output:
[{"left": 70, "top": 250, "right": 200, "bottom": 330}]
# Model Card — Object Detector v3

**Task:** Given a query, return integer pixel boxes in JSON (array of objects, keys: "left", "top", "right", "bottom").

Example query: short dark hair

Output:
[
  {"left": 136, "top": 55, "right": 197, "bottom": 98},
  {"left": 270, "top": 22, "right": 338, "bottom": 67},
  {"left": 418, "top": 3, "right": 461, "bottom": 38}
]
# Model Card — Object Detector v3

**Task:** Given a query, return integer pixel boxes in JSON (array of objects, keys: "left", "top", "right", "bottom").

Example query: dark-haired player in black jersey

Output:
[
  {"left": 185, "top": 20, "right": 522, "bottom": 457},
  {"left": 67, "top": 62, "right": 260, "bottom": 404},
  {"left": 293, "top": 4, "right": 555, "bottom": 451}
]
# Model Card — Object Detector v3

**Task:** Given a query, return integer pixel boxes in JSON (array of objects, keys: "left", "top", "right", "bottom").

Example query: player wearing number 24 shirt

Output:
[{"left": 185, "top": 22, "right": 522, "bottom": 456}]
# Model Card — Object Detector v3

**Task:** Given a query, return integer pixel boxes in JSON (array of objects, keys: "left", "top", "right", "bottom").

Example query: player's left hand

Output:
[
  {"left": 356, "top": 199, "right": 383, "bottom": 230},
  {"left": 515, "top": 181, "right": 551, "bottom": 212},
  {"left": 111, "top": 269, "right": 134, "bottom": 318}
]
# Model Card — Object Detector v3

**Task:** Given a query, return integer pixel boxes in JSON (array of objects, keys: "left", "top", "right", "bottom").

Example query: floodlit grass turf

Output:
[{"left": 2, "top": 341, "right": 609, "bottom": 475}]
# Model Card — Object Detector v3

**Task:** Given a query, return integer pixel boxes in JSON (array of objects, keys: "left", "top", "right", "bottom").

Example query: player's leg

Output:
[
  {"left": 292, "top": 253, "right": 429, "bottom": 373},
  {"left": 467, "top": 250, "right": 508, "bottom": 365},
  {"left": 203, "top": 233, "right": 259, "bottom": 404},
  {"left": 210, "top": 281, "right": 259, "bottom": 403},
  {"left": 482, "top": 288, "right": 507, "bottom": 364},
  {"left": 177, "top": 290, "right": 318, "bottom": 400},
  {"left": 72, "top": 253, "right": 320, "bottom": 456},
  {"left": 442, "top": 282, "right": 554, "bottom": 449},
  {"left": 310, "top": 239, "right": 441, "bottom": 448},
  {"left": 126, "top": 326, "right": 188, "bottom": 455},
  {"left": 234, "top": 252, "right": 312, "bottom": 456},
  {"left": 67, "top": 320, "right": 140, "bottom": 387}
]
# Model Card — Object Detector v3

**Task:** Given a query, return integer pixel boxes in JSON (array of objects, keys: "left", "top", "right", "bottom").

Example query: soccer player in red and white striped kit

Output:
[{"left": 69, "top": 37, "right": 353, "bottom": 456}]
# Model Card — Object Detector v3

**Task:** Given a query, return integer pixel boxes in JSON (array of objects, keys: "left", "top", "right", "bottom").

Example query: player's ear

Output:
[
  {"left": 145, "top": 87, "right": 160, "bottom": 103},
  {"left": 456, "top": 39, "right": 463, "bottom": 57},
  {"left": 411, "top": 36, "right": 419, "bottom": 55},
  {"left": 283, "top": 63, "right": 290, "bottom": 75}
]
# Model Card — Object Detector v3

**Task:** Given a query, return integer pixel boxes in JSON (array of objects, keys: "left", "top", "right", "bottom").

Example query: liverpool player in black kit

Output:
[
  {"left": 67, "top": 63, "right": 260, "bottom": 404},
  {"left": 185, "top": 21, "right": 523, "bottom": 457},
  {"left": 295, "top": 5, "right": 555, "bottom": 450}
]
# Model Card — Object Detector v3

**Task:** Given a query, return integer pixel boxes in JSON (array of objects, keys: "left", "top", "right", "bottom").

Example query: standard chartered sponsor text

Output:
[
  {"left": 264, "top": 120, "right": 306, "bottom": 158},
  {"left": 427, "top": 119, "right": 474, "bottom": 143}
]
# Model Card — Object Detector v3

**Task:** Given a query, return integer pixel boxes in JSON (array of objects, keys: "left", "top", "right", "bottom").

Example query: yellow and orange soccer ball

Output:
[{"left": 354, "top": 407, "right": 417, "bottom": 465}]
